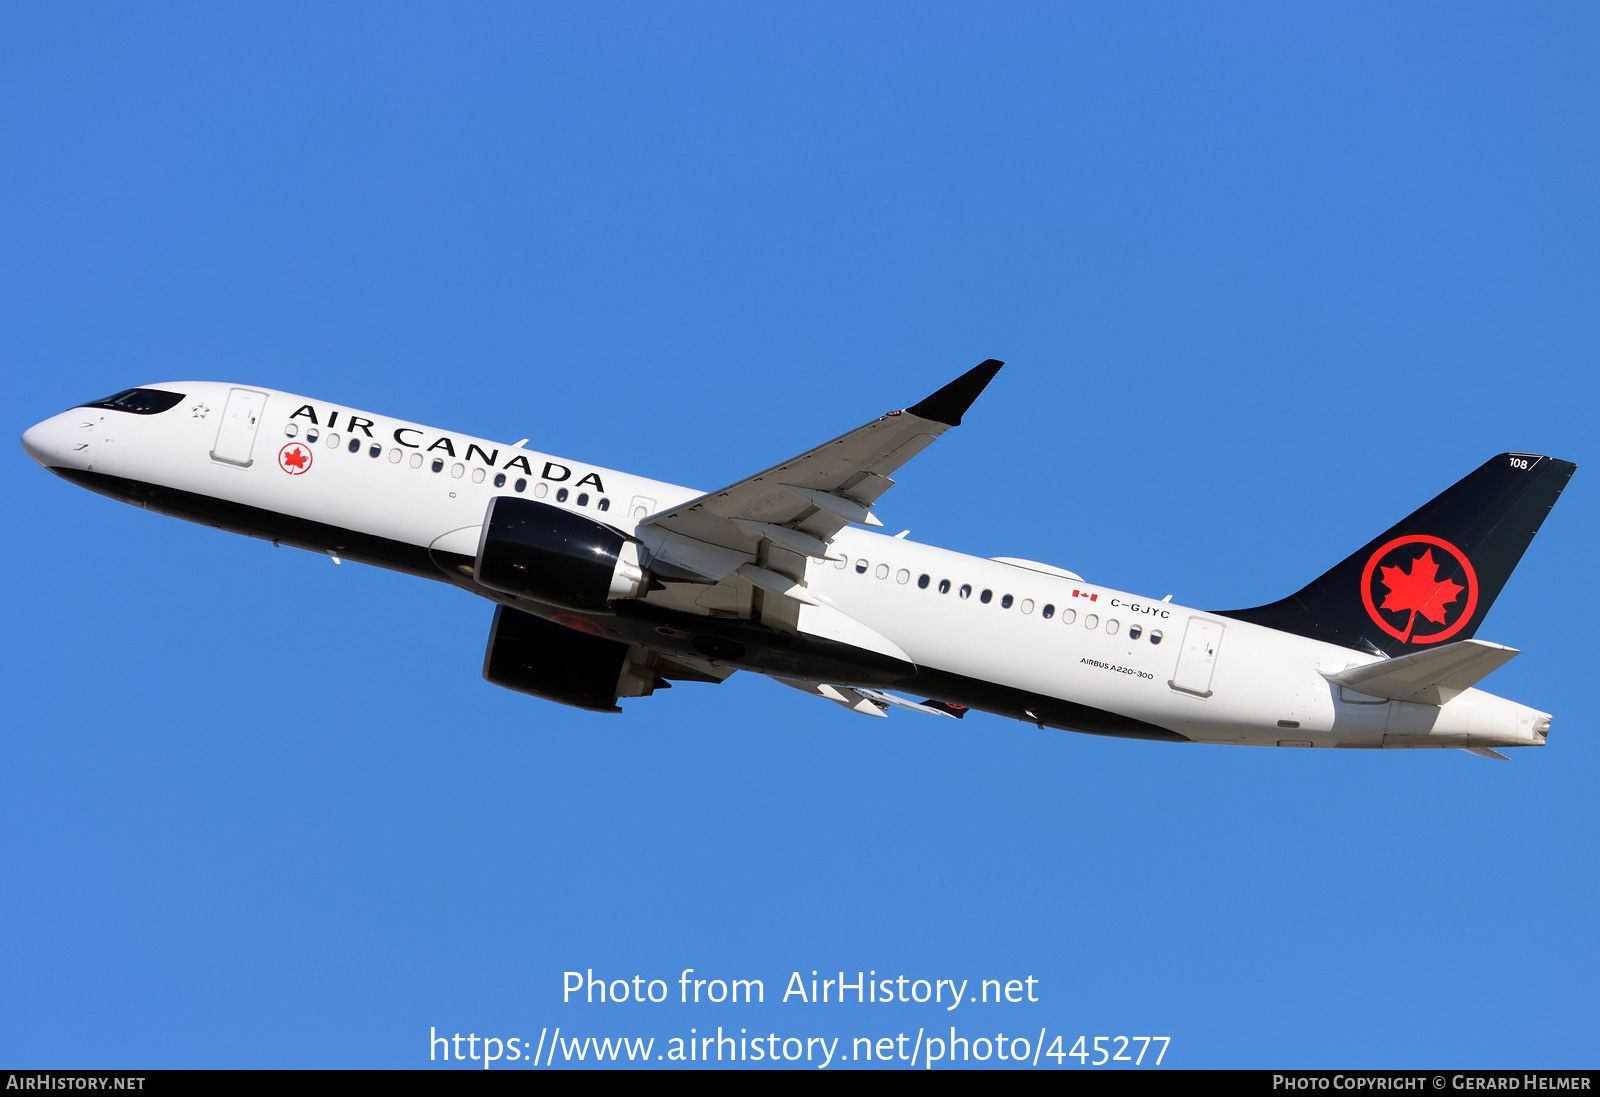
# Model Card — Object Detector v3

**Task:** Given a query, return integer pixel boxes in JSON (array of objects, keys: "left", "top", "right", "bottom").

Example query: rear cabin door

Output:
[
  {"left": 1169, "top": 617, "right": 1224, "bottom": 697},
  {"left": 211, "top": 388, "right": 267, "bottom": 467}
]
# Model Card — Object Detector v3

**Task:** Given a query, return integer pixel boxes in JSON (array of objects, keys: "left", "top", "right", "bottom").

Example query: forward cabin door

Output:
[
  {"left": 211, "top": 388, "right": 268, "bottom": 467},
  {"left": 1169, "top": 617, "right": 1224, "bottom": 697}
]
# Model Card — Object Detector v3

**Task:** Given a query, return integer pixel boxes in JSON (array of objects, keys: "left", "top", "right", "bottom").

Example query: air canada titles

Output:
[{"left": 288, "top": 404, "right": 607, "bottom": 490}]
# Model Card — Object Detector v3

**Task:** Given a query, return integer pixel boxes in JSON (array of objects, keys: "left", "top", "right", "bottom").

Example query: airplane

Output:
[{"left": 21, "top": 361, "right": 1575, "bottom": 757}]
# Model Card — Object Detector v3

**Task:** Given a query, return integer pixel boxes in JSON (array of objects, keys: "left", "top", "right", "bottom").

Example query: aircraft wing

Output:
[
  {"left": 634, "top": 359, "right": 1003, "bottom": 594},
  {"left": 771, "top": 677, "right": 970, "bottom": 720}
]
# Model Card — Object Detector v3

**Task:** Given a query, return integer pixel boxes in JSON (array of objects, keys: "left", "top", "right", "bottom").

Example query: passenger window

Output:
[
  {"left": 284, "top": 423, "right": 298, "bottom": 437},
  {"left": 895, "top": 569, "right": 909, "bottom": 585},
  {"left": 598, "top": 498, "right": 610, "bottom": 512},
  {"left": 1042, "top": 603, "right": 1054, "bottom": 619},
  {"left": 577, "top": 493, "right": 589, "bottom": 507},
  {"left": 368, "top": 444, "right": 381, "bottom": 458},
  {"left": 1020, "top": 598, "right": 1033, "bottom": 614},
  {"left": 515, "top": 478, "right": 527, "bottom": 492},
  {"left": 959, "top": 584, "right": 971, "bottom": 599},
  {"left": 938, "top": 579, "right": 950, "bottom": 593},
  {"left": 471, "top": 468, "right": 486, "bottom": 483},
  {"left": 1128, "top": 625, "right": 1142, "bottom": 640},
  {"left": 305, "top": 428, "right": 319, "bottom": 443},
  {"left": 409, "top": 453, "right": 423, "bottom": 469},
  {"left": 556, "top": 487, "right": 568, "bottom": 502},
  {"left": 1001, "top": 594, "right": 1013, "bottom": 609},
  {"left": 834, "top": 557, "right": 847, "bottom": 569},
  {"left": 1150, "top": 630, "right": 1163, "bottom": 645},
  {"left": 431, "top": 459, "right": 444, "bottom": 473},
  {"left": 451, "top": 463, "right": 464, "bottom": 478},
  {"left": 348, "top": 438, "right": 360, "bottom": 453},
  {"left": 875, "top": 564, "right": 889, "bottom": 580},
  {"left": 327, "top": 432, "right": 341, "bottom": 448},
  {"left": 980, "top": 589, "right": 992, "bottom": 604},
  {"left": 1105, "top": 618, "right": 1119, "bottom": 635},
  {"left": 388, "top": 448, "right": 402, "bottom": 463},
  {"left": 534, "top": 482, "right": 548, "bottom": 498},
  {"left": 918, "top": 574, "right": 930, "bottom": 589},
  {"left": 1061, "top": 608, "right": 1076, "bottom": 625},
  {"left": 494, "top": 473, "right": 506, "bottom": 488},
  {"left": 855, "top": 560, "right": 868, "bottom": 574},
  {"left": 1085, "top": 614, "right": 1099, "bottom": 630}
]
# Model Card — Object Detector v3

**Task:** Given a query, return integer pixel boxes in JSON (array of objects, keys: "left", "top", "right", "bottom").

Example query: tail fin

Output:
[{"left": 1220, "top": 453, "right": 1575, "bottom": 657}]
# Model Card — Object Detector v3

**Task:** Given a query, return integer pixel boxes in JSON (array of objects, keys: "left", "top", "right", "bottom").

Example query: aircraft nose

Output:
[
  {"left": 21, "top": 419, "right": 54, "bottom": 465},
  {"left": 21, "top": 413, "right": 76, "bottom": 468}
]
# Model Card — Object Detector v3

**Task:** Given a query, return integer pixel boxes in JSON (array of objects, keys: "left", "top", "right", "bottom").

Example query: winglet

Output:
[{"left": 905, "top": 359, "right": 1004, "bottom": 426}]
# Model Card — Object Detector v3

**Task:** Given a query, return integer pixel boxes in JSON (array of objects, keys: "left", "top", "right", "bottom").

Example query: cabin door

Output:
[
  {"left": 211, "top": 388, "right": 268, "bottom": 467},
  {"left": 1169, "top": 617, "right": 1224, "bottom": 697}
]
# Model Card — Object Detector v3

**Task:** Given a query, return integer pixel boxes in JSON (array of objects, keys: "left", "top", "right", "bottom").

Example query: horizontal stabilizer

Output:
[
  {"left": 1463, "top": 747, "right": 1511, "bottom": 761},
  {"left": 1324, "top": 639, "right": 1519, "bottom": 706}
]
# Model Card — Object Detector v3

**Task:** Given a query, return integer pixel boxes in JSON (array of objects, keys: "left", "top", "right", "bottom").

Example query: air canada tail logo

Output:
[{"left": 1360, "top": 534, "right": 1479, "bottom": 645}]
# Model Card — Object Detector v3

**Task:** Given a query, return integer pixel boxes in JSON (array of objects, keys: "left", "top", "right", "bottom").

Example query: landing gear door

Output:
[
  {"left": 211, "top": 387, "right": 268, "bottom": 467},
  {"left": 1170, "top": 617, "right": 1224, "bottom": 698}
]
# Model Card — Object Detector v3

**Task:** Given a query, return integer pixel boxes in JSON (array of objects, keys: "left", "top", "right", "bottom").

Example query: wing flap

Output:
[
  {"left": 772, "top": 679, "right": 967, "bottom": 721},
  {"left": 773, "top": 677, "right": 889, "bottom": 717},
  {"left": 794, "top": 601, "right": 914, "bottom": 663},
  {"left": 856, "top": 689, "right": 967, "bottom": 718},
  {"left": 635, "top": 525, "right": 753, "bottom": 581},
  {"left": 732, "top": 519, "right": 838, "bottom": 560}
]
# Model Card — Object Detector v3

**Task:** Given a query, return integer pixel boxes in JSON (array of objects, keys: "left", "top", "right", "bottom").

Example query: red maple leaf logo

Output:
[
  {"left": 1377, "top": 549, "right": 1464, "bottom": 643},
  {"left": 283, "top": 447, "right": 307, "bottom": 470}
]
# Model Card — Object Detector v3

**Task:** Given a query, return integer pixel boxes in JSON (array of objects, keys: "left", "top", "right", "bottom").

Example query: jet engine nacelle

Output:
[
  {"left": 474, "top": 496, "right": 648, "bottom": 611},
  {"left": 482, "top": 605, "right": 631, "bottom": 712}
]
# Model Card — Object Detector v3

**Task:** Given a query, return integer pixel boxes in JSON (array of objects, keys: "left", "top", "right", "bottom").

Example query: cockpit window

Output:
[{"left": 81, "top": 388, "right": 185, "bottom": 415}]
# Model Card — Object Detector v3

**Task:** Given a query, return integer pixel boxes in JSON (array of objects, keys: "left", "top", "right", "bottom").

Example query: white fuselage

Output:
[{"left": 22, "top": 382, "right": 1551, "bottom": 750}]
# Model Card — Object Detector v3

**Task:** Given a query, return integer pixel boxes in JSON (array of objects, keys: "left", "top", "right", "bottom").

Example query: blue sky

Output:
[{"left": 3, "top": 3, "right": 1596, "bottom": 1069}]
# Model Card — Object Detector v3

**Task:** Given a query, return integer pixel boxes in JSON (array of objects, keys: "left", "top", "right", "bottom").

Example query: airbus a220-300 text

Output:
[{"left": 22, "top": 362, "right": 1575, "bottom": 757}]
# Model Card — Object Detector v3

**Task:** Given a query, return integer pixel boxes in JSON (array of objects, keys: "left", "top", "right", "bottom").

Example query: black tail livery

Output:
[{"left": 1221, "top": 453, "right": 1576, "bottom": 658}]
